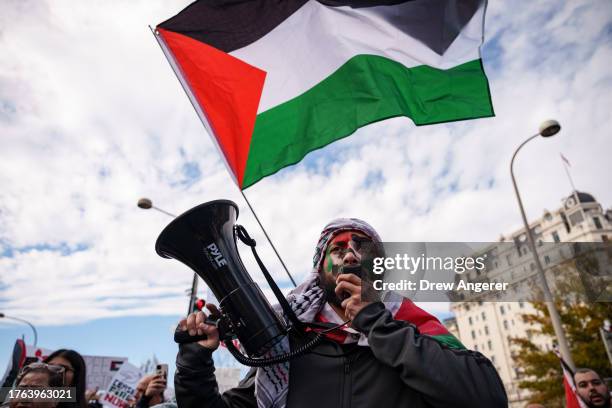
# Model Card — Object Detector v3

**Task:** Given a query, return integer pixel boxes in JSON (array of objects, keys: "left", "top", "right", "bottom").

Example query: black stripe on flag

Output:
[
  {"left": 158, "top": 0, "right": 308, "bottom": 53},
  {"left": 158, "top": 0, "right": 483, "bottom": 56},
  {"left": 321, "top": 0, "right": 483, "bottom": 55}
]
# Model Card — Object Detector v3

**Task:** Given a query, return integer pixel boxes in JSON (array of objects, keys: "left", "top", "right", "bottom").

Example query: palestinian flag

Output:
[{"left": 156, "top": 0, "right": 493, "bottom": 189}]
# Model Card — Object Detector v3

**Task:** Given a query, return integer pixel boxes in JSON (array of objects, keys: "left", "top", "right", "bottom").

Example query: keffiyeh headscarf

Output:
[{"left": 254, "top": 218, "right": 396, "bottom": 408}]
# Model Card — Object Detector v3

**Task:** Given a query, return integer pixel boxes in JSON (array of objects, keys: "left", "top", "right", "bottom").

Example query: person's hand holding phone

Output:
[{"left": 144, "top": 374, "right": 166, "bottom": 398}]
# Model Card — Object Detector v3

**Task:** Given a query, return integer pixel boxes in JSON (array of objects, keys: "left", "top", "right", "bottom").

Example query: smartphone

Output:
[{"left": 156, "top": 364, "right": 168, "bottom": 384}]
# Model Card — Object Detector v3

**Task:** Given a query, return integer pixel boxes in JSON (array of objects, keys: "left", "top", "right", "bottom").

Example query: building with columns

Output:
[{"left": 448, "top": 191, "right": 612, "bottom": 407}]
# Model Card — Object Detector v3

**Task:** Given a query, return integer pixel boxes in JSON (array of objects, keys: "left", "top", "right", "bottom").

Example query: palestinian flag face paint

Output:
[{"left": 323, "top": 231, "right": 372, "bottom": 275}]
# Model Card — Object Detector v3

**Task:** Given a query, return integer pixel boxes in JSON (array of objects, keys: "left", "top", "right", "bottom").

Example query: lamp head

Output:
[
  {"left": 539, "top": 120, "right": 561, "bottom": 137},
  {"left": 137, "top": 198, "right": 153, "bottom": 209}
]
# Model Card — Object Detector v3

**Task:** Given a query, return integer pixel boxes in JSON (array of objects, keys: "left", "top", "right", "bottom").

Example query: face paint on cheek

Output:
[{"left": 326, "top": 255, "right": 333, "bottom": 273}]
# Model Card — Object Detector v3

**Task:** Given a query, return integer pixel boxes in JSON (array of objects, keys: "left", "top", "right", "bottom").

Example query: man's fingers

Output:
[
  {"left": 336, "top": 273, "right": 361, "bottom": 286},
  {"left": 195, "top": 310, "right": 206, "bottom": 326},
  {"left": 205, "top": 303, "right": 221, "bottom": 317},
  {"left": 179, "top": 318, "right": 187, "bottom": 331},
  {"left": 186, "top": 312, "right": 199, "bottom": 335},
  {"left": 335, "top": 280, "right": 360, "bottom": 297}
]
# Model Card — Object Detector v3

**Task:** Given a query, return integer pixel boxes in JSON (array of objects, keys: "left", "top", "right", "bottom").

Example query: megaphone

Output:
[{"left": 155, "top": 200, "right": 289, "bottom": 357}]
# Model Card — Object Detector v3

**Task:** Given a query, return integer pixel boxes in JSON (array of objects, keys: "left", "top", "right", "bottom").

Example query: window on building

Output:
[
  {"left": 491, "top": 356, "right": 496, "bottom": 364},
  {"left": 488, "top": 340, "right": 492, "bottom": 350},
  {"left": 603, "top": 235, "right": 609, "bottom": 242},
  {"left": 552, "top": 231, "right": 560, "bottom": 243},
  {"left": 593, "top": 217, "right": 603, "bottom": 230},
  {"left": 569, "top": 211, "right": 584, "bottom": 226},
  {"left": 474, "top": 344, "right": 478, "bottom": 351},
  {"left": 530, "top": 262, "right": 536, "bottom": 271},
  {"left": 469, "top": 317, "right": 473, "bottom": 325},
  {"left": 500, "top": 305, "right": 505, "bottom": 315},
  {"left": 503, "top": 320, "right": 508, "bottom": 330},
  {"left": 544, "top": 255, "right": 551, "bottom": 264},
  {"left": 484, "top": 326, "right": 489, "bottom": 335},
  {"left": 482, "top": 312, "right": 486, "bottom": 321},
  {"left": 471, "top": 330, "right": 476, "bottom": 340},
  {"left": 519, "top": 301, "right": 524, "bottom": 308}
]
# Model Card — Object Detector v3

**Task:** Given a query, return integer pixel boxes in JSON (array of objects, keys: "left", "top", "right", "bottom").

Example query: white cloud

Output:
[{"left": 0, "top": 0, "right": 611, "bottom": 325}]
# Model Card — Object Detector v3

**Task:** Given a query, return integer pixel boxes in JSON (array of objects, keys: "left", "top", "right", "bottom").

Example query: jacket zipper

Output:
[{"left": 344, "top": 358, "right": 351, "bottom": 408}]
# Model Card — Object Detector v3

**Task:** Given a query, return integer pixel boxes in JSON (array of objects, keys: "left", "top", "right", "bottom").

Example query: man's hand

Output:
[
  {"left": 144, "top": 375, "right": 166, "bottom": 398},
  {"left": 335, "top": 273, "right": 373, "bottom": 320},
  {"left": 178, "top": 303, "right": 221, "bottom": 350}
]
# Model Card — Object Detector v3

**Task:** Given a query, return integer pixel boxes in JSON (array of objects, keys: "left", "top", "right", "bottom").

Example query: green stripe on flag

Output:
[
  {"left": 431, "top": 333, "right": 466, "bottom": 350},
  {"left": 243, "top": 56, "right": 493, "bottom": 188}
]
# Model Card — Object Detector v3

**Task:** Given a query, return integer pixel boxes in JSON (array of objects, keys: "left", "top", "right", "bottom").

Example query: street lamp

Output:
[
  {"left": 0, "top": 313, "right": 38, "bottom": 347},
  {"left": 137, "top": 198, "right": 198, "bottom": 316},
  {"left": 510, "top": 119, "right": 575, "bottom": 370}
]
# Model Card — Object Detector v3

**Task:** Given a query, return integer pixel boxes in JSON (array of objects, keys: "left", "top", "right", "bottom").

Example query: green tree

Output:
[{"left": 510, "top": 251, "right": 612, "bottom": 407}]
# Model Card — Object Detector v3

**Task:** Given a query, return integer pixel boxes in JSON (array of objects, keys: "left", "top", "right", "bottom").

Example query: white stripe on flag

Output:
[{"left": 230, "top": 1, "right": 486, "bottom": 113}]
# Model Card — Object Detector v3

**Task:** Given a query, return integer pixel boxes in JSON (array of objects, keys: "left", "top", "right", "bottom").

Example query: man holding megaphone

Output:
[{"left": 173, "top": 218, "right": 507, "bottom": 408}]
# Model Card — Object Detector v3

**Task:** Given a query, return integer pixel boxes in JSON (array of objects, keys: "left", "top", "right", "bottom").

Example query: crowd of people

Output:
[
  {"left": 2, "top": 348, "right": 172, "bottom": 408},
  {"left": 3, "top": 218, "right": 611, "bottom": 408}
]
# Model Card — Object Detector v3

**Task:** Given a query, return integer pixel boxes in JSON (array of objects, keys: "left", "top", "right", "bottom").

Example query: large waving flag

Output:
[{"left": 156, "top": 0, "right": 493, "bottom": 189}]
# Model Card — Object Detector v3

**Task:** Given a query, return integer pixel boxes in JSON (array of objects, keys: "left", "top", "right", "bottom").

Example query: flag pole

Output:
[
  {"left": 560, "top": 154, "right": 587, "bottom": 230},
  {"left": 560, "top": 153, "right": 577, "bottom": 193},
  {"left": 240, "top": 190, "right": 297, "bottom": 287},
  {"left": 150, "top": 26, "right": 297, "bottom": 287}
]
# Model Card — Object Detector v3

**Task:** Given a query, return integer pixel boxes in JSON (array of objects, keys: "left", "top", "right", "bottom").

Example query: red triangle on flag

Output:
[{"left": 158, "top": 28, "right": 266, "bottom": 187}]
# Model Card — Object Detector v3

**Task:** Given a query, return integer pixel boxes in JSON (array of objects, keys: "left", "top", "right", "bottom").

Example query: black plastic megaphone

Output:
[{"left": 155, "top": 200, "right": 288, "bottom": 357}]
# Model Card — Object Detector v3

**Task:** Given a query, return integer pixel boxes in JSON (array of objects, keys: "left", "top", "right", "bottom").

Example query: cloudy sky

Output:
[{"left": 1, "top": 0, "right": 611, "bottom": 370}]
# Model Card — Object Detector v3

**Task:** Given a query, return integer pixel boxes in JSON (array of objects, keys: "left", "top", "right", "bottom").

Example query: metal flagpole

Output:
[
  {"left": 560, "top": 154, "right": 587, "bottom": 231},
  {"left": 149, "top": 26, "right": 297, "bottom": 288},
  {"left": 240, "top": 190, "right": 297, "bottom": 287},
  {"left": 561, "top": 154, "right": 579, "bottom": 200}
]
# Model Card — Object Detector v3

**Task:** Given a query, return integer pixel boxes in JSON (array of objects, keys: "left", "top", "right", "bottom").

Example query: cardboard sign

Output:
[{"left": 102, "top": 362, "right": 142, "bottom": 408}]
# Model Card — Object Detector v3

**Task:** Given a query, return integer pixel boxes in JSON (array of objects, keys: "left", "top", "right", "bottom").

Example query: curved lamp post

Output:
[
  {"left": 510, "top": 119, "right": 575, "bottom": 370},
  {"left": 0, "top": 313, "right": 38, "bottom": 347},
  {"left": 137, "top": 198, "right": 197, "bottom": 316}
]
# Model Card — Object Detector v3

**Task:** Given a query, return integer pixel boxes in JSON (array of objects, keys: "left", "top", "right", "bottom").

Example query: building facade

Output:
[{"left": 449, "top": 191, "right": 612, "bottom": 407}]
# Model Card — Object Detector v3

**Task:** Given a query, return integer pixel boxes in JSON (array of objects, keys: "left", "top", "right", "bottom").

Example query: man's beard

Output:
[
  {"left": 583, "top": 391, "right": 611, "bottom": 408},
  {"left": 320, "top": 266, "right": 343, "bottom": 307}
]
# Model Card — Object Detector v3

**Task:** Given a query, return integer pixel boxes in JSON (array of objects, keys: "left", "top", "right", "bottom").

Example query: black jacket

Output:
[{"left": 175, "top": 302, "right": 507, "bottom": 408}]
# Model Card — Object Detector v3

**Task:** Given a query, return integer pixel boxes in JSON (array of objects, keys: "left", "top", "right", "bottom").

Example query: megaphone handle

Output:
[
  {"left": 174, "top": 330, "right": 208, "bottom": 344},
  {"left": 174, "top": 316, "right": 220, "bottom": 344}
]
